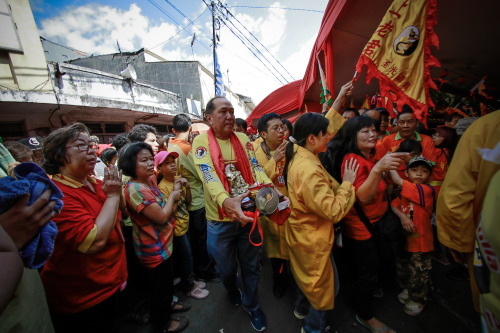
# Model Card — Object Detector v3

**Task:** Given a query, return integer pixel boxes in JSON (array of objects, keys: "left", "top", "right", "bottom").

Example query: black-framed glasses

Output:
[{"left": 70, "top": 142, "right": 95, "bottom": 152}]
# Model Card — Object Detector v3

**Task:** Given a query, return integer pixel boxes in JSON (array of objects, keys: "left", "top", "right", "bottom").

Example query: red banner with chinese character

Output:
[{"left": 355, "top": 0, "right": 440, "bottom": 124}]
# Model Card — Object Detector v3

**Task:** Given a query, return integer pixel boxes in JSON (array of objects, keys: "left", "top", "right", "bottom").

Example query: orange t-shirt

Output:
[
  {"left": 428, "top": 147, "right": 449, "bottom": 197},
  {"left": 391, "top": 180, "right": 434, "bottom": 253},
  {"left": 341, "top": 153, "right": 388, "bottom": 240},
  {"left": 169, "top": 138, "right": 191, "bottom": 156},
  {"left": 375, "top": 132, "right": 435, "bottom": 161}
]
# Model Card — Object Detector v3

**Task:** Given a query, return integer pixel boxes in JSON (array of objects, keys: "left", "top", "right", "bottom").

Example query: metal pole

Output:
[{"left": 211, "top": 1, "right": 217, "bottom": 96}]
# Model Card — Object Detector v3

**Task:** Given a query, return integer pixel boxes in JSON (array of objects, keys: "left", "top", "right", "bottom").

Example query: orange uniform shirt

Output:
[
  {"left": 341, "top": 153, "right": 388, "bottom": 240},
  {"left": 391, "top": 180, "right": 434, "bottom": 253},
  {"left": 428, "top": 147, "right": 449, "bottom": 197},
  {"left": 375, "top": 131, "right": 435, "bottom": 161}
]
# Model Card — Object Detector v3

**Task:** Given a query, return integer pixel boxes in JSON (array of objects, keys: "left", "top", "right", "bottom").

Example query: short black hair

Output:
[
  {"left": 118, "top": 142, "right": 153, "bottom": 178},
  {"left": 112, "top": 133, "right": 129, "bottom": 152},
  {"left": 342, "top": 108, "right": 359, "bottom": 116},
  {"left": 128, "top": 124, "right": 158, "bottom": 143},
  {"left": 257, "top": 113, "right": 281, "bottom": 133},
  {"left": 205, "top": 96, "right": 226, "bottom": 115},
  {"left": 282, "top": 119, "right": 293, "bottom": 136},
  {"left": 100, "top": 148, "right": 117, "bottom": 166},
  {"left": 397, "top": 104, "right": 414, "bottom": 120},
  {"left": 42, "top": 122, "right": 90, "bottom": 175},
  {"left": 375, "top": 107, "right": 390, "bottom": 117},
  {"left": 445, "top": 113, "right": 464, "bottom": 123},
  {"left": 173, "top": 114, "right": 192, "bottom": 132},
  {"left": 235, "top": 118, "right": 248, "bottom": 131},
  {"left": 396, "top": 139, "right": 422, "bottom": 155}
]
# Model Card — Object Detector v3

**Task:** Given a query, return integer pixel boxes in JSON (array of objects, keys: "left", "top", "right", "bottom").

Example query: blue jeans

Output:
[
  {"left": 295, "top": 254, "right": 339, "bottom": 333},
  {"left": 207, "top": 220, "right": 261, "bottom": 310},
  {"left": 173, "top": 234, "right": 194, "bottom": 293}
]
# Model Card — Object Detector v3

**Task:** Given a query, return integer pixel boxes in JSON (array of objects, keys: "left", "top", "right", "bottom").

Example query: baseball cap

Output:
[
  {"left": 154, "top": 151, "right": 179, "bottom": 169},
  {"left": 407, "top": 155, "right": 433, "bottom": 169},
  {"left": 18, "top": 136, "right": 43, "bottom": 151}
]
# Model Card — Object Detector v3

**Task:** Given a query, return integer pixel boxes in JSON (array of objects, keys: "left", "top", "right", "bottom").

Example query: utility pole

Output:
[{"left": 211, "top": 1, "right": 217, "bottom": 95}]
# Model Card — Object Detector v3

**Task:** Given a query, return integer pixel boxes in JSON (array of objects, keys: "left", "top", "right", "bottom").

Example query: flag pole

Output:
[{"left": 211, "top": 1, "right": 217, "bottom": 95}]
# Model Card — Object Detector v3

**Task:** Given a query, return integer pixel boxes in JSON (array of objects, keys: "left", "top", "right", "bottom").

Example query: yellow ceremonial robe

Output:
[
  {"left": 436, "top": 110, "right": 500, "bottom": 311},
  {"left": 254, "top": 142, "right": 289, "bottom": 260},
  {"left": 285, "top": 146, "right": 355, "bottom": 310}
]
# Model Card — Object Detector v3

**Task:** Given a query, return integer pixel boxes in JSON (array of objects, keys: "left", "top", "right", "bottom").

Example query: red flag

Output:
[{"left": 355, "top": 0, "right": 440, "bottom": 125}]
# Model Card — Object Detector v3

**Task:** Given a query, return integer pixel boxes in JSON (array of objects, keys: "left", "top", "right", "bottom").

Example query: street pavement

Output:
[{"left": 120, "top": 248, "right": 480, "bottom": 333}]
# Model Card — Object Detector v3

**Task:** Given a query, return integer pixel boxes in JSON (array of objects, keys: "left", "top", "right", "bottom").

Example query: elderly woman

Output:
[
  {"left": 40, "top": 123, "right": 127, "bottom": 332},
  {"left": 120, "top": 142, "right": 189, "bottom": 333}
]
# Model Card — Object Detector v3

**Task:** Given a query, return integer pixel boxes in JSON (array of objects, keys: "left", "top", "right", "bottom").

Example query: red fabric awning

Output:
[
  {"left": 298, "top": 0, "right": 346, "bottom": 109},
  {"left": 246, "top": 80, "right": 302, "bottom": 123}
]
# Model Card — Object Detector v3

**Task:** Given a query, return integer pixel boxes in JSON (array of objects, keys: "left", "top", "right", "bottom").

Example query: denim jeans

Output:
[
  {"left": 207, "top": 220, "right": 262, "bottom": 310},
  {"left": 188, "top": 207, "right": 217, "bottom": 277},
  {"left": 295, "top": 254, "right": 339, "bottom": 333},
  {"left": 173, "top": 233, "right": 194, "bottom": 293}
]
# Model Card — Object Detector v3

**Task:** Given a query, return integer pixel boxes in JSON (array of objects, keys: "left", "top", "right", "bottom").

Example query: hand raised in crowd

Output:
[
  {"left": 342, "top": 157, "right": 359, "bottom": 184},
  {"left": 374, "top": 152, "right": 409, "bottom": 173},
  {"left": 222, "top": 191, "right": 254, "bottom": 225},
  {"left": 273, "top": 140, "right": 287, "bottom": 163},
  {"left": 0, "top": 190, "right": 56, "bottom": 249},
  {"left": 339, "top": 81, "right": 354, "bottom": 98},
  {"left": 400, "top": 213, "right": 415, "bottom": 233},
  {"left": 102, "top": 164, "right": 122, "bottom": 198}
]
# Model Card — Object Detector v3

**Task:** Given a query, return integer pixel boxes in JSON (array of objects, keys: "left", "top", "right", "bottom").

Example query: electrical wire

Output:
[
  {"left": 217, "top": 17, "right": 286, "bottom": 85},
  {"left": 227, "top": 5, "right": 324, "bottom": 14},
  {"left": 216, "top": 7, "right": 290, "bottom": 83},
  {"left": 148, "top": 9, "right": 210, "bottom": 51},
  {"left": 220, "top": 3, "right": 295, "bottom": 81},
  {"left": 202, "top": 0, "right": 287, "bottom": 85}
]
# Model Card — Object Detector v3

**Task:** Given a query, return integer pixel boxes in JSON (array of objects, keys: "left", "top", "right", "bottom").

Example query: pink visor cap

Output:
[{"left": 154, "top": 151, "right": 179, "bottom": 169}]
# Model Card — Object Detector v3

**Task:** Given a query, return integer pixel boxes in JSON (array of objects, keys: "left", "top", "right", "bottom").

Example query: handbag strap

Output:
[
  {"left": 425, "top": 184, "right": 437, "bottom": 213},
  {"left": 353, "top": 202, "right": 375, "bottom": 236}
]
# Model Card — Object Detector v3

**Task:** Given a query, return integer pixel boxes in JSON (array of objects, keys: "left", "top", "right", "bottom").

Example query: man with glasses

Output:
[{"left": 375, "top": 105, "right": 434, "bottom": 160}]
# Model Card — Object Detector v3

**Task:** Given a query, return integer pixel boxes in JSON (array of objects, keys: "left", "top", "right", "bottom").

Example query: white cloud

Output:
[{"left": 36, "top": 2, "right": 323, "bottom": 105}]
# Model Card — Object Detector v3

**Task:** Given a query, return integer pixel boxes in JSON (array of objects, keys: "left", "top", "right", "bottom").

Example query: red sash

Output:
[{"left": 207, "top": 129, "right": 263, "bottom": 246}]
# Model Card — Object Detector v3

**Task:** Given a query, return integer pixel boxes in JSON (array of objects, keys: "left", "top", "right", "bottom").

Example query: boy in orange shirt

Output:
[{"left": 389, "top": 156, "right": 435, "bottom": 316}]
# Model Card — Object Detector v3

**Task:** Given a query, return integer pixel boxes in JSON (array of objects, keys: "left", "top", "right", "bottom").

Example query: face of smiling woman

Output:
[
  {"left": 357, "top": 125, "right": 377, "bottom": 156},
  {"left": 61, "top": 132, "right": 97, "bottom": 179}
]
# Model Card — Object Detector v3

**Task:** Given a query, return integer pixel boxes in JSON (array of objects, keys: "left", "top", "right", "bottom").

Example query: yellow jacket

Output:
[
  {"left": 437, "top": 111, "right": 500, "bottom": 253},
  {"left": 254, "top": 141, "right": 289, "bottom": 260},
  {"left": 285, "top": 145, "right": 355, "bottom": 310},
  {"left": 436, "top": 110, "right": 500, "bottom": 312}
]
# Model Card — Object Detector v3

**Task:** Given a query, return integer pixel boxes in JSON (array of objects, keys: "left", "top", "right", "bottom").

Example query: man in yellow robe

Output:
[
  {"left": 254, "top": 113, "right": 290, "bottom": 298},
  {"left": 436, "top": 111, "right": 500, "bottom": 313}
]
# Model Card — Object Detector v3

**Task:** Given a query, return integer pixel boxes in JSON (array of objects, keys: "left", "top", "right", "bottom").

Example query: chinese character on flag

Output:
[{"left": 355, "top": 0, "right": 440, "bottom": 124}]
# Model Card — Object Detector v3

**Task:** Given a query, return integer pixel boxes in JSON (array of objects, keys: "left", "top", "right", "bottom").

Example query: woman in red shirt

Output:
[
  {"left": 329, "top": 116, "right": 406, "bottom": 333},
  {"left": 430, "top": 126, "right": 458, "bottom": 197},
  {"left": 41, "top": 123, "right": 127, "bottom": 332}
]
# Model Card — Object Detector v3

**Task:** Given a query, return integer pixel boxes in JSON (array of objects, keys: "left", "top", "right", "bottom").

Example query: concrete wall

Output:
[{"left": 0, "top": 0, "right": 52, "bottom": 92}]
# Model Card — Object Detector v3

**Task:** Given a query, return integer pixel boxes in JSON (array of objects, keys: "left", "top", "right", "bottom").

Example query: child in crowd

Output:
[
  {"left": 389, "top": 156, "right": 435, "bottom": 316},
  {"left": 155, "top": 151, "right": 209, "bottom": 299}
]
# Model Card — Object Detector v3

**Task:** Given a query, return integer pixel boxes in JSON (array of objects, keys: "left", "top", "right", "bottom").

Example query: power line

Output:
[
  {"left": 148, "top": 7, "right": 210, "bottom": 50},
  {"left": 219, "top": 2, "right": 295, "bottom": 81},
  {"left": 228, "top": 5, "right": 324, "bottom": 13},
  {"left": 214, "top": 4, "right": 290, "bottom": 84},
  {"left": 216, "top": 14, "right": 286, "bottom": 85},
  {"left": 146, "top": 0, "right": 210, "bottom": 51}
]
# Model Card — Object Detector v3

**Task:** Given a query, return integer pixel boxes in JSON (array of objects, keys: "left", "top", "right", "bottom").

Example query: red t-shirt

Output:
[
  {"left": 429, "top": 147, "right": 449, "bottom": 197},
  {"left": 391, "top": 180, "right": 434, "bottom": 252},
  {"left": 41, "top": 174, "right": 127, "bottom": 314},
  {"left": 341, "top": 153, "right": 388, "bottom": 240},
  {"left": 375, "top": 132, "right": 435, "bottom": 161}
]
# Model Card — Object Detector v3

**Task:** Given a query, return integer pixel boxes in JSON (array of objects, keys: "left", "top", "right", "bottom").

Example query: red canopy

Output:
[{"left": 246, "top": 80, "right": 302, "bottom": 124}]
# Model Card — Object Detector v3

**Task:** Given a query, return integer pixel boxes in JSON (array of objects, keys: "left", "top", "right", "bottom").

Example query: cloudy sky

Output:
[{"left": 30, "top": 0, "right": 328, "bottom": 104}]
